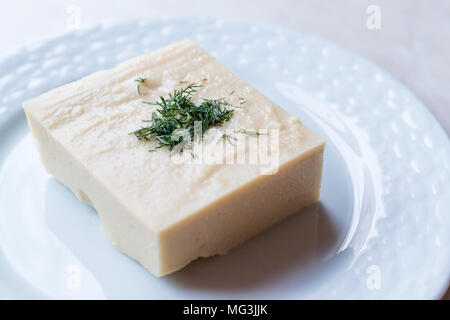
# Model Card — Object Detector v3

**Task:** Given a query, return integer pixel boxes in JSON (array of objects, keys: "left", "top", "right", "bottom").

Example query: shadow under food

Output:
[
  {"left": 44, "top": 177, "right": 340, "bottom": 296},
  {"left": 168, "top": 202, "right": 339, "bottom": 293}
]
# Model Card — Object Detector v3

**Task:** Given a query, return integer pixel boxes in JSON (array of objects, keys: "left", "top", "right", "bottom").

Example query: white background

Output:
[{"left": 0, "top": 0, "right": 449, "bottom": 298}]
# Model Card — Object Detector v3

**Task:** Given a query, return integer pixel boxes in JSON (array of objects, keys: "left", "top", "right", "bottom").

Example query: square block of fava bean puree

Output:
[{"left": 23, "top": 39, "right": 325, "bottom": 276}]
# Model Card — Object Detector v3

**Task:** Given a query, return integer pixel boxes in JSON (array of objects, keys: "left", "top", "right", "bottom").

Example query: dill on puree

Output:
[{"left": 131, "top": 82, "right": 236, "bottom": 152}]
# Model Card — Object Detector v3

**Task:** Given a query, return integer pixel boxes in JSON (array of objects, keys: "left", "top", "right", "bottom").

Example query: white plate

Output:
[{"left": 0, "top": 18, "right": 449, "bottom": 299}]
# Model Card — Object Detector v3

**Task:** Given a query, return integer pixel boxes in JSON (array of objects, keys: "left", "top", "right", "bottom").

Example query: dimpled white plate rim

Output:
[{"left": 0, "top": 18, "right": 449, "bottom": 299}]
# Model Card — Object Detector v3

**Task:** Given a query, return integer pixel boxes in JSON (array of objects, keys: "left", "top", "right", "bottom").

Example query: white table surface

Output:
[{"left": 0, "top": 0, "right": 448, "bottom": 299}]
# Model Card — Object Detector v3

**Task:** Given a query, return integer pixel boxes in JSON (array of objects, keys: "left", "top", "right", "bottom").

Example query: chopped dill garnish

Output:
[
  {"left": 218, "top": 129, "right": 264, "bottom": 145},
  {"left": 229, "top": 90, "right": 235, "bottom": 95},
  {"left": 131, "top": 83, "right": 235, "bottom": 152},
  {"left": 235, "top": 128, "right": 265, "bottom": 137},
  {"left": 239, "top": 97, "right": 247, "bottom": 105},
  {"left": 134, "top": 78, "right": 146, "bottom": 96},
  {"left": 218, "top": 133, "right": 237, "bottom": 145}
]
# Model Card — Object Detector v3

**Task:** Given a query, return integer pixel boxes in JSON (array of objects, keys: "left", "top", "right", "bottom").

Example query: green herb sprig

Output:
[
  {"left": 134, "top": 77, "right": 146, "bottom": 97},
  {"left": 234, "top": 128, "right": 265, "bottom": 137},
  {"left": 132, "top": 83, "right": 235, "bottom": 152},
  {"left": 218, "top": 128, "right": 266, "bottom": 145}
]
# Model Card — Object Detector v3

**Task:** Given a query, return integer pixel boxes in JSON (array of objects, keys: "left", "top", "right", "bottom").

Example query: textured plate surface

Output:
[{"left": 0, "top": 18, "right": 449, "bottom": 299}]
